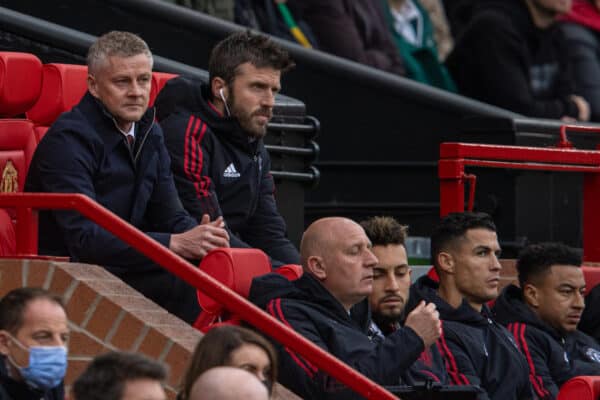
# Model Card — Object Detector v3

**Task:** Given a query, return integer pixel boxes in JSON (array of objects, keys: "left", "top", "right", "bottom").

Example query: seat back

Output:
[
  {"left": 276, "top": 264, "right": 303, "bottom": 281},
  {"left": 26, "top": 63, "right": 88, "bottom": 141},
  {"left": 149, "top": 72, "right": 177, "bottom": 106},
  {"left": 582, "top": 266, "right": 600, "bottom": 295},
  {"left": 557, "top": 376, "right": 600, "bottom": 400},
  {"left": 0, "top": 52, "right": 43, "bottom": 117},
  {"left": 194, "top": 248, "right": 271, "bottom": 332}
]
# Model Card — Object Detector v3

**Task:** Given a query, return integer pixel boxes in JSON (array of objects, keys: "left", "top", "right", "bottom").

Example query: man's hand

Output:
[
  {"left": 169, "top": 214, "right": 230, "bottom": 259},
  {"left": 404, "top": 301, "right": 442, "bottom": 348},
  {"left": 569, "top": 95, "right": 591, "bottom": 121}
]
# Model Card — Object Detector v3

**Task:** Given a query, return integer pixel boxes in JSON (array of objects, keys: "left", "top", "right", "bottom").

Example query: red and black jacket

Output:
[
  {"left": 155, "top": 77, "right": 299, "bottom": 266},
  {"left": 249, "top": 272, "right": 426, "bottom": 399},
  {"left": 408, "top": 276, "right": 534, "bottom": 400},
  {"left": 494, "top": 284, "right": 600, "bottom": 399}
]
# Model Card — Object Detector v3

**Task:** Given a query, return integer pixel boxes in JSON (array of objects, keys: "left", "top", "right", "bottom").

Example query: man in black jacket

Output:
[
  {"left": 494, "top": 242, "right": 600, "bottom": 399},
  {"left": 249, "top": 217, "right": 441, "bottom": 399},
  {"left": 446, "top": 0, "right": 589, "bottom": 121},
  {"left": 26, "top": 31, "right": 229, "bottom": 323},
  {"left": 156, "top": 31, "right": 299, "bottom": 267},
  {"left": 408, "top": 212, "right": 533, "bottom": 400},
  {"left": 360, "top": 216, "right": 449, "bottom": 385},
  {"left": 0, "top": 288, "right": 69, "bottom": 400}
]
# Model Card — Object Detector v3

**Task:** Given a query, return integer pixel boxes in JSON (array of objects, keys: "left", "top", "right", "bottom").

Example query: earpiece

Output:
[{"left": 219, "top": 88, "right": 231, "bottom": 116}]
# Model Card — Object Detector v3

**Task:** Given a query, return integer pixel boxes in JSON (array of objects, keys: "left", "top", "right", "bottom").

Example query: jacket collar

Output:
[
  {"left": 494, "top": 284, "right": 565, "bottom": 340},
  {"left": 411, "top": 275, "right": 490, "bottom": 325},
  {"left": 78, "top": 92, "right": 156, "bottom": 160},
  {"left": 249, "top": 272, "right": 371, "bottom": 330}
]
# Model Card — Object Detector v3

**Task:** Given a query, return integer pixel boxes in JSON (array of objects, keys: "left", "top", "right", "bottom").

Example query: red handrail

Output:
[
  {"left": 557, "top": 124, "right": 600, "bottom": 148},
  {"left": 0, "top": 192, "right": 398, "bottom": 400},
  {"left": 439, "top": 141, "right": 600, "bottom": 262}
]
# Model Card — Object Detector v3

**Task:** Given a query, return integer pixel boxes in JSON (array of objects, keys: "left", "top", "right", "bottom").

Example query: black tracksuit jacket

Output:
[
  {"left": 408, "top": 276, "right": 534, "bottom": 400},
  {"left": 494, "top": 284, "right": 600, "bottom": 399},
  {"left": 249, "top": 273, "right": 428, "bottom": 399},
  {"left": 155, "top": 77, "right": 299, "bottom": 266}
]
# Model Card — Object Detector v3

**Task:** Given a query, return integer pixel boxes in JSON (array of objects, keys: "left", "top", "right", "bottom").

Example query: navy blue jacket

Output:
[
  {"left": 25, "top": 93, "right": 200, "bottom": 322},
  {"left": 249, "top": 272, "right": 426, "bottom": 399},
  {"left": 408, "top": 276, "right": 533, "bottom": 400},
  {"left": 0, "top": 356, "right": 63, "bottom": 400},
  {"left": 155, "top": 77, "right": 299, "bottom": 266},
  {"left": 494, "top": 284, "right": 600, "bottom": 399}
]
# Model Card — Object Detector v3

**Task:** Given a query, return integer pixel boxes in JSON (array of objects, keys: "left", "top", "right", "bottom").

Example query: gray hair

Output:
[{"left": 87, "top": 31, "right": 153, "bottom": 74}]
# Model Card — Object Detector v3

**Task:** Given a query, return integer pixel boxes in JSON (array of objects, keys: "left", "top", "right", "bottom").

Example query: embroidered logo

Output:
[
  {"left": 586, "top": 348, "right": 600, "bottom": 363},
  {"left": 223, "top": 163, "right": 240, "bottom": 178},
  {"left": 0, "top": 160, "right": 18, "bottom": 193}
]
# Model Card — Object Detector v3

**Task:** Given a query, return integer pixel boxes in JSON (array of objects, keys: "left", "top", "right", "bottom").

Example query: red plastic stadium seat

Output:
[
  {"left": 194, "top": 248, "right": 271, "bottom": 332},
  {"left": 26, "top": 64, "right": 88, "bottom": 140},
  {"left": 0, "top": 208, "right": 16, "bottom": 256},
  {"left": 582, "top": 266, "right": 600, "bottom": 295},
  {"left": 0, "top": 52, "right": 43, "bottom": 117},
  {"left": 149, "top": 72, "right": 177, "bottom": 106},
  {"left": 276, "top": 264, "right": 303, "bottom": 281},
  {"left": 557, "top": 376, "right": 600, "bottom": 400}
]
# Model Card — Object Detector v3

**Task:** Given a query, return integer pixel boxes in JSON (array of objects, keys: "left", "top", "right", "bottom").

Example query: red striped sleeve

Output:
[
  {"left": 513, "top": 322, "right": 550, "bottom": 399},
  {"left": 267, "top": 299, "right": 318, "bottom": 377},
  {"left": 437, "top": 324, "right": 470, "bottom": 385}
]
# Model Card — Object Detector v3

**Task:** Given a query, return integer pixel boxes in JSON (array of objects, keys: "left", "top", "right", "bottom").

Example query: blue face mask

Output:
[{"left": 7, "top": 335, "right": 67, "bottom": 390}]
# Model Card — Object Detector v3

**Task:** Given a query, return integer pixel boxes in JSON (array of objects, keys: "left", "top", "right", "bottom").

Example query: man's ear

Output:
[
  {"left": 87, "top": 74, "right": 98, "bottom": 98},
  {"left": 523, "top": 283, "right": 540, "bottom": 308},
  {"left": 305, "top": 256, "right": 326, "bottom": 280},
  {"left": 436, "top": 251, "right": 455, "bottom": 275},
  {"left": 0, "top": 330, "right": 12, "bottom": 356},
  {"left": 211, "top": 77, "right": 227, "bottom": 101}
]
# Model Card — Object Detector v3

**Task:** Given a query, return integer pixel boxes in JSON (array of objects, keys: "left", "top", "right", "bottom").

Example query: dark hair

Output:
[
  {"left": 73, "top": 351, "right": 167, "bottom": 400},
  {"left": 0, "top": 287, "right": 65, "bottom": 334},
  {"left": 360, "top": 216, "right": 408, "bottom": 247},
  {"left": 179, "top": 326, "right": 277, "bottom": 400},
  {"left": 431, "top": 212, "right": 496, "bottom": 267},
  {"left": 517, "top": 242, "right": 582, "bottom": 287},
  {"left": 208, "top": 30, "right": 295, "bottom": 86}
]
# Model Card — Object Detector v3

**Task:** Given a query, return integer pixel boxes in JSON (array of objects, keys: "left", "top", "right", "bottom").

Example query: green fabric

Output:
[
  {"left": 382, "top": 0, "right": 456, "bottom": 92},
  {"left": 164, "top": 0, "right": 234, "bottom": 21}
]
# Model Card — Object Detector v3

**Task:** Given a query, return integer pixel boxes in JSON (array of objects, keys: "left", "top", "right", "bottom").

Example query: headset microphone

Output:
[{"left": 219, "top": 88, "right": 231, "bottom": 116}]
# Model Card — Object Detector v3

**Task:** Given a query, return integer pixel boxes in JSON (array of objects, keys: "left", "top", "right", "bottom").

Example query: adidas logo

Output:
[{"left": 223, "top": 163, "right": 241, "bottom": 178}]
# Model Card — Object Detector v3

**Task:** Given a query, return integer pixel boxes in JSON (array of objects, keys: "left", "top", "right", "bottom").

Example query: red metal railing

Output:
[
  {"left": 0, "top": 192, "right": 397, "bottom": 400},
  {"left": 439, "top": 141, "right": 600, "bottom": 262}
]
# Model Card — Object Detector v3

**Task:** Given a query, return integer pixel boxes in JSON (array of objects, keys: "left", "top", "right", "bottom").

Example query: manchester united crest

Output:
[{"left": 0, "top": 160, "right": 18, "bottom": 193}]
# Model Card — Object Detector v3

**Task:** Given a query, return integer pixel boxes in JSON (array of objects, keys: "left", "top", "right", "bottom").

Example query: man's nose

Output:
[
  {"left": 490, "top": 254, "right": 502, "bottom": 271},
  {"left": 261, "top": 91, "right": 275, "bottom": 108},
  {"left": 365, "top": 249, "right": 378, "bottom": 267},
  {"left": 573, "top": 290, "right": 585, "bottom": 309},
  {"left": 385, "top": 274, "right": 400, "bottom": 292},
  {"left": 129, "top": 81, "right": 145, "bottom": 96}
]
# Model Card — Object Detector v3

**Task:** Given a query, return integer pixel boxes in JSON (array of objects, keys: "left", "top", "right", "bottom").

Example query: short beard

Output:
[
  {"left": 228, "top": 89, "right": 270, "bottom": 138},
  {"left": 372, "top": 309, "right": 404, "bottom": 331}
]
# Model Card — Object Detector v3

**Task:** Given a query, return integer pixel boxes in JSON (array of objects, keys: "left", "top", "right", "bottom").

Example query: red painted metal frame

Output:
[
  {"left": 439, "top": 142, "right": 600, "bottom": 262},
  {"left": 0, "top": 192, "right": 397, "bottom": 400}
]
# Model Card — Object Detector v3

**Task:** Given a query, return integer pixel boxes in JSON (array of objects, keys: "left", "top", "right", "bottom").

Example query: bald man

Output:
[
  {"left": 189, "top": 367, "right": 268, "bottom": 400},
  {"left": 250, "top": 217, "right": 441, "bottom": 400}
]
